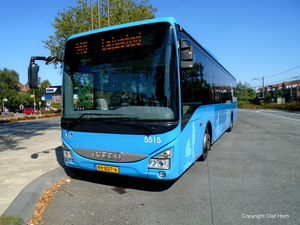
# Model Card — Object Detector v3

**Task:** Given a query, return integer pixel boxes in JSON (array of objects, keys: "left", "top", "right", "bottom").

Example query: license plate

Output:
[{"left": 96, "top": 164, "right": 119, "bottom": 173}]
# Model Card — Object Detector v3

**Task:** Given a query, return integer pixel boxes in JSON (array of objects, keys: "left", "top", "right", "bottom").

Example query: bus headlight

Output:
[
  {"left": 148, "top": 148, "right": 172, "bottom": 170},
  {"left": 62, "top": 143, "right": 73, "bottom": 159}
]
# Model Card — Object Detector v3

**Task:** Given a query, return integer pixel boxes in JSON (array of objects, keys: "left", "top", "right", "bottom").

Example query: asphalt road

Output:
[{"left": 41, "top": 109, "right": 300, "bottom": 225}]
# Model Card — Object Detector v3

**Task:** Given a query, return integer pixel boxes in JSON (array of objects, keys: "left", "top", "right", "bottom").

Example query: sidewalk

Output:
[
  {"left": 0, "top": 113, "right": 25, "bottom": 120},
  {"left": 0, "top": 117, "right": 69, "bottom": 223},
  {"left": 0, "top": 112, "right": 54, "bottom": 122}
]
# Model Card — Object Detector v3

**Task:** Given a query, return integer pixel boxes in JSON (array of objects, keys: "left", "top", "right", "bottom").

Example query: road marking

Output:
[{"left": 255, "top": 110, "right": 300, "bottom": 122}]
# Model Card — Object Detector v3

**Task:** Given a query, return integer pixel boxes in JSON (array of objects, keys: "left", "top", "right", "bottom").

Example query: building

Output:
[
  {"left": 17, "top": 83, "right": 30, "bottom": 92},
  {"left": 256, "top": 79, "right": 300, "bottom": 102},
  {"left": 41, "top": 86, "right": 62, "bottom": 106}
]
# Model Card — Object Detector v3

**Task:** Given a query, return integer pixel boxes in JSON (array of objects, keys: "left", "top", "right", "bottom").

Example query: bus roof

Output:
[{"left": 68, "top": 17, "right": 178, "bottom": 40}]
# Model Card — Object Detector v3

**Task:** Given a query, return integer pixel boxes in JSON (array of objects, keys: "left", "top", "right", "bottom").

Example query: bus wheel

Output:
[{"left": 199, "top": 128, "right": 210, "bottom": 161}]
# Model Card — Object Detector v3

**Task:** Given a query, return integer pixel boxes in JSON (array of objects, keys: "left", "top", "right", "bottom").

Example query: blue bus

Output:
[{"left": 28, "top": 17, "right": 237, "bottom": 180}]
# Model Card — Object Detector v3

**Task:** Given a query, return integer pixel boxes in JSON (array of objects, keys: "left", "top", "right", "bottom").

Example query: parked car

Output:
[
  {"left": 15, "top": 109, "right": 24, "bottom": 113},
  {"left": 44, "top": 107, "right": 58, "bottom": 111},
  {"left": 23, "top": 108, "right": 37, "bottom": 115}
]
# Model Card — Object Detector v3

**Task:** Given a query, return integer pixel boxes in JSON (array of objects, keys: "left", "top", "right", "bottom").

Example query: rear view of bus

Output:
[{"left": 29, "top": 17, "right": 237, "bottom": 180}]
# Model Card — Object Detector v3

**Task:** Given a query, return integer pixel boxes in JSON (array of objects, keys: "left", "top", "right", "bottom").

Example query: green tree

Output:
[
  {"left": 15, "top": 92, "right": 32, "bottom": 108},
  {"left": 236, "top": 81, "right": 256, "bottom": 104},
  {"left": 0, "top": 68, "right": 52, "bottom": 110},
  {"left": 275, "top": 88, "right": 284, "bottom": 98},
  {"left": 43, "top": 0, "right": 157, "bottom": 64},
  {"left": 265, "top": 91, "right": 271, "bottom": 98},
  {"left": 40, "top": 79, "right": 51, "bottom": 89}
]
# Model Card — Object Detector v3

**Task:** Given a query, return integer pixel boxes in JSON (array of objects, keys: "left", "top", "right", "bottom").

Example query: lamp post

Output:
[
  {"left": 30, "top": 90, "right": 36, "bottom": 110},
  {"left": 2, "top": 98, "right": 7, "bottom": 114},
  {"left": 33, "top": 89, "right": 36, "bottom": 110}
]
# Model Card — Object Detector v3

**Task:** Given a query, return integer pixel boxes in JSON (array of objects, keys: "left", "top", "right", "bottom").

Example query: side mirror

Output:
[
  {"left": 27, "top": 56, "right": 61, "bottom": 89},
  {"left": 28, "top": 61, "right": 39, "bottom": 89},
  {"left": 180, "top": 39, "right": 194, "bottom": 69}
]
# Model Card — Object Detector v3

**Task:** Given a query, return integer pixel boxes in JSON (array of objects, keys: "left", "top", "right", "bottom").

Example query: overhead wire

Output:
[
  {"left": 250, "top": 65, "right": 300, "bottom": 85},
  {"left": 266, "top": 75, "right": 300, "bottom": 85},
  {"left": 265, "top": 64, "right": 300, "bottom": 78}
]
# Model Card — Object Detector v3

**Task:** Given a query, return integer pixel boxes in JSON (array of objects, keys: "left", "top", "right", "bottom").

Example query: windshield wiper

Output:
[
  {"left": 115, "top": 117, "right": 157, "bottom": 133},
  {"left": 68, "top": 113, "right": 125, "bottom": 128}
]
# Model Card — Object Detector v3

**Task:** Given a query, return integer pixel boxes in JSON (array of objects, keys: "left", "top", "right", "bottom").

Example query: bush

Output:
[
  {"left": 0, "top": 113, "right": 60, "bottom": 123},
  {"left": 239, "top": 101, "right": 300, "bottom": 111},
  {"left": 40, "top": 108, "right": 62, "bottom": 114},
  {"left": 260, "top": 100, "right": 265, "bottom": 106},
  {"left": 238, "top": 101, "right": 262, "bottom": 109}
]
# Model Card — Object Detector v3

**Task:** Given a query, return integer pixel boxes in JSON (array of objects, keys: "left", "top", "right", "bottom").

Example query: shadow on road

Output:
[
  {"left": 70, "top": 169, "right": 178, "bottom": 193},
  {"left": 0, "top": 118, "right": 60, "bottom": 152},
  {"left": 55, "top": 146, "right": 65, "bottom": 167}
]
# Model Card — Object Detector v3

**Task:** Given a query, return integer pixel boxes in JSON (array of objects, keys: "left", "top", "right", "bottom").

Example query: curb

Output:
[{"left": 2, "top": 167, "right": 73, "bottom": 224}]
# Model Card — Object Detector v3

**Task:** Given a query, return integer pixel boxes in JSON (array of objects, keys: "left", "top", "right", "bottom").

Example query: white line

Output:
[{"left": 255, "top": 110, "right": 300, "bottom": 122}]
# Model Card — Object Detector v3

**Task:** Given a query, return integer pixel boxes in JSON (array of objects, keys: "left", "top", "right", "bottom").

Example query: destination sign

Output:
[
  {"left": 101, "top": 32, "right": 142, "bottom": 51},
  {"left": 75, "top": 41, "right": 88, "bottom": 55},
  {"left": 73, "top": 32, "right": 142, "bottom": 54}
]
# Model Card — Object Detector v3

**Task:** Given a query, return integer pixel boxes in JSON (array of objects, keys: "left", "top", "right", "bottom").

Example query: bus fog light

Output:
[
  {"left": 63, "top": 150, "right": 73, "bottom": 159},
  {"left": 148, "top": 158, "right": 170, "bottom": 169},
  {"left": 159, "top": 171, "right": 166, "bottom": 177},
  {"left": 62, "top": 143, "right": 73, "bottom": 159}
]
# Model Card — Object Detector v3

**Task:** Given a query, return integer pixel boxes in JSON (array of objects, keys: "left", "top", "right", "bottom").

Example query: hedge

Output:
[{"left": 238, "top": 101, "right": 300, "bottom": 111}]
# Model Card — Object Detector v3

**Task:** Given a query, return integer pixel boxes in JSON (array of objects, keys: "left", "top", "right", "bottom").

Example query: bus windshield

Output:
[{"left": 63, "top": 22, "right": 178, "bottom": 122}]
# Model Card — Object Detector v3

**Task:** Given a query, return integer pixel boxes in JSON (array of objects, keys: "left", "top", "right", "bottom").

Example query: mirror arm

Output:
[{"left": 30, "top": 56, "right": 63, "bottom": 65}]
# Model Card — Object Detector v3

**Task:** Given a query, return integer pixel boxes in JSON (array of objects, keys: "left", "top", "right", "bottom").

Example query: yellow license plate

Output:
[{"left": 96, "top": 164, "right": 119, "bottom": 173}]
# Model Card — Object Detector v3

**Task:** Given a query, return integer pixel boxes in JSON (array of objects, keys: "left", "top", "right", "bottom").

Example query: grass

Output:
[{"left": 0, "top": 215, "right": 23, "bottom": 225}]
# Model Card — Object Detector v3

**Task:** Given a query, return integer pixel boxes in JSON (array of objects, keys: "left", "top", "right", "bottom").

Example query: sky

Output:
[{"left": 1, "top": 0, "right": 300, "bottom": 90}]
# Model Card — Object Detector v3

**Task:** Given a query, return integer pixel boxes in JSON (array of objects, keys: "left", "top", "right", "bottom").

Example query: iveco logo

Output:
[{"left": 91, "top": 150, "right": 122, "bottom": 161}]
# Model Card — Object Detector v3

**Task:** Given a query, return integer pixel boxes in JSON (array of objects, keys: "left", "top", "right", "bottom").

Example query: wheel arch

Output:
[{"left": 206, "top": 121, "right": 212, "bottom": 145}]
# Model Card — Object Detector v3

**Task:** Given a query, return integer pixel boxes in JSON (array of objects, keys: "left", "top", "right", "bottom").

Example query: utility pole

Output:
[
  {"left": 262, "top": 76, "right": 264, "bottom": 98},
  {"left": 98, "top": 0, "right": 101, "bottom": 29},
  {"left": 90, "top": 0, "right": 94, "bottom": 30},
  {"left": 290, "top": 81, "right": 293, "bottom": 101},
  {"left": 107, "top": 0, "right": 110, "bottom": 26},
  {"left": 252, "top": 76, "right": 265, "bottom": 98}
]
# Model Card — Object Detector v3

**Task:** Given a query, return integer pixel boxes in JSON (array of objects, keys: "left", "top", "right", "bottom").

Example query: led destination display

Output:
[
  {"left": 74, "top": 32, "right": 142, "bottom": 54},
  {"left": 75, "top": 42, "right": 88, "bottom": 55},
  {"left": 101, "top": 32, "right": 142, "bottom": 51}
]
